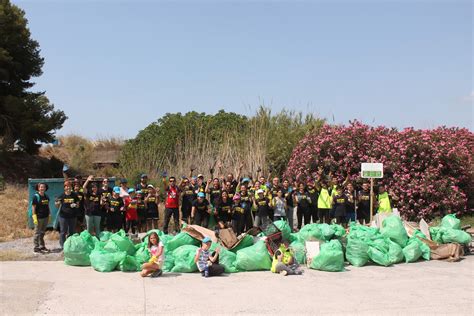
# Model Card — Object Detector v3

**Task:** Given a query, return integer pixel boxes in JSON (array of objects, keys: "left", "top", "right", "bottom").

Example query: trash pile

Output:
[{"left": 63, "top": 215, "right": 472, "bottom": 273}]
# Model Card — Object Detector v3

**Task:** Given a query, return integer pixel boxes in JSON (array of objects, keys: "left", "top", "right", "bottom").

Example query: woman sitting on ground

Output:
[{"left": 140, "top": 232, "right": 164, "bottom": 277}]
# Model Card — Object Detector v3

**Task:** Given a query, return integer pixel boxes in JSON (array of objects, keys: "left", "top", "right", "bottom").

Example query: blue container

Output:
[{"left": 27, "top": 177, "right": 116, "bottom": 229}]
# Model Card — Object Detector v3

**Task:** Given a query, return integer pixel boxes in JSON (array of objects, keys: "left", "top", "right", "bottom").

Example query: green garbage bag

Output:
[
  {"left": 218, "top": 248, "right": 238, "bottom": 273},
  {"left": 310, "top": 240, "right": 344, "bottom": 272},
  {"left": 345, "top": 236, "right": 369, "bottom": 267},
  {"left": 410, "top": 237, "right": 430, "bottom": 260},
  {"left": 230, "top": 234, "right": 254, "bottom": 253},
  {"left": 440, "top": 227, "right": 471, "bottom": 245},
  {"left": 299, "top": 224, "right": 323, "bottom": 241},
  {"left": 290, "top": 240, "right": 306, "bottom": 264},
  {"left": 90, "top": 249, "right": 126, "bottom": 272},
  {"left": 119, "top": 255, "right": 139, "bottom": 272},
  {"left": 320, "top": 224, "right": 336, "bottom": 241},
  {"left": 171, "top": 245, "right": 199, "bottom": 273},
  {"left": 99, "top": 231, "right": 113, "bottom": 242},
  {"left": 402, "top": 240, "right": 422, "bottom": 263},
  {"left": 107, "top": 230, "right": 136, "bottom": 256},
  {"left": 235, "top": 241, "right": 272, "bottom": 271},
  {"left": 64, "top": 231, "right": 97, "bottom": 266},
  {"left": 441, "top": 214, "right": 461, "bottom": 230},
  {"left": 387, "top": 239, "right": 404, "bottom": 264},
  {"left": 381, "top": 216, "right": 408, "bottom": 247},
  {"left": 166, "top": 232, "right": 200, "bottom": 252},
  {"left": 331, "top": 224, "right": 346, "bottom": 238},
  {"left": 135, "top": 245, "right": 151, "bottom": 265},
  {"left": 273, "top": 220, "right": 291, "bottom": 240},
  {"left": 162, "top": 251, "right": 175, "bottom": 272},
  {"left": 367, "top": 238, "right": 391, "bottom": 267}
]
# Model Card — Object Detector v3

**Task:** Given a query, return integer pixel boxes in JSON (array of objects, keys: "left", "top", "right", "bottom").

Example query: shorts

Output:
[{"left": 147, "top": 211, "right": 159, "bottom": 220}]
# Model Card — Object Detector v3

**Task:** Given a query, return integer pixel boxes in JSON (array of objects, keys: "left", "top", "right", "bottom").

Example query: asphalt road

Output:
[{"left": 1, "top": 257, "right": 473, "bottom": 315}]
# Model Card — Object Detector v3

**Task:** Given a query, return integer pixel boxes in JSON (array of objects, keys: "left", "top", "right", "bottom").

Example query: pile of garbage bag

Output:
[{"left": 63, "top": 214, "right": 471, "bottom": 274}]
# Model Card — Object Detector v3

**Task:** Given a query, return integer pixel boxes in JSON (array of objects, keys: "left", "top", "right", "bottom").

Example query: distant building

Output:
[{"left": 91, "top": 149, "right": 120, "bottom": 169}]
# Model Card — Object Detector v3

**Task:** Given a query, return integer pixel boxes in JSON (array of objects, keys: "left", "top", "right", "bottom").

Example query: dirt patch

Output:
[
  {"left": 0, "top": 236, "right": 63, "bottom": 261},
  {"left": 0, "top": 185, "right": 33, "bottom": 242}
]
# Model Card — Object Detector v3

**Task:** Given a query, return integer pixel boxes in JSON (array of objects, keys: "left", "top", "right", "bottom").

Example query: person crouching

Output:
[{"left": 271, "top": 243, "right": 303, "bottom": 276}]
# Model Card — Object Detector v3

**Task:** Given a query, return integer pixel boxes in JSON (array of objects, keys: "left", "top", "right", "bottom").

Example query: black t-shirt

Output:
[
  {"left": 74, "top": 190, "right": 85, "bottom": 212},
  {"left": 239, "top": 191, "right": 252, "bottom": 211},
  {"left": 182, "top": 185, "right": 197, "bottom": 207},
  {"left": 109, "top": 196, "right": 124, "bottom": 215},
  {"left": 232, "top": 203, "right": 245, "bottom": 218},
  {"left": 192, "top": 198, "right": 210, "bottom": 215},
  {"left": 294, "top": 191, "right": 311, "bottom": 210},
  {"left": 269, "top": 185, "right": 281, "bottom": 200},
  {"left": 333, "top": 194, "right": 348, "bottom": 216},
  {"left": 209, "top": 188, "right": 221, "bottom": 206},
  {"left": 99, "top": 187, "right": 112, "bottom": 201},
  {"left": 145, "top": 195, "right": 159, "bottom": 214},
  {"left": 256, "top": 197, "right": 270, "bottom": 217},
  {"left": 32, "top": 193, "right": 50, "bottom": 219},
  {"left": 282, "top": 187, "right": 294, "bottom": 207},
  {"left": 137, "top": 199, "right": 146, "bottom": 215},
  {"left": 217, "top": 198, "right": 233, "bottom": 221},
  {"left": 135, "top": 183, "right": 149, "bottom": 198},
  {"left": 345, "top": 190, "right": 356, "bottom": 212},
  {"left": 85, "top": 192, "right": 101, "bottom": 216},
  {"left": 358, "top": 190, "right": 371, "bottom": 211},
  {"left": 58, "top": 192, "right": 79, "bottom": 218},
  {"left": 307, "top": 187, "right": 319, "bottom": 209}
]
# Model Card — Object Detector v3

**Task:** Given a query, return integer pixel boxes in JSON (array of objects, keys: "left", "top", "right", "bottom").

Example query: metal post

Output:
[{"left": 369, "top": 178, "right": 374, "bottom": 225}]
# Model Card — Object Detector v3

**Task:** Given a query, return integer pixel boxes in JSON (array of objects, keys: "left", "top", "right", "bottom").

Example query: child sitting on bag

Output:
[
  {"left": 140, "top": 232, "right": 164, "bottom": 277},
  {"left": 271, "top": 243, "right": 303, "bottom": 276},
  {"left": 194, "top": 236, "right": 223, "bottom": 278}
]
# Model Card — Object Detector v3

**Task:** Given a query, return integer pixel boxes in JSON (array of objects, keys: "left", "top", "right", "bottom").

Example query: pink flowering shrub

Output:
[{"left": 284, "top": 121, "right": 474, "bottom": 220}]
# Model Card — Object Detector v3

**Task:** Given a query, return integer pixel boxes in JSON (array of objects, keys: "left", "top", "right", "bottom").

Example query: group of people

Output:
[{"left": 31, "top": 165, "right": 399, "bottom": 254}]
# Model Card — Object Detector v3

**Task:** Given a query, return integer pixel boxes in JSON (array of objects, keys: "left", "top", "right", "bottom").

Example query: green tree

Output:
[{"left": 0, "top": 0, "right": 66, "bottom": 153}]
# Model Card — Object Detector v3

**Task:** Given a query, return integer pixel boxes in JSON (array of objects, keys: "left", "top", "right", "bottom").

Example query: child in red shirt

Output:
[{"left": 124, "top": 188, "right": 138, "bottom": 234}]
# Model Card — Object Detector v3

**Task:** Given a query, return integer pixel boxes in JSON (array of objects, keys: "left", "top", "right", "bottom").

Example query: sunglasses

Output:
[{"left": 169, "top": 180, "right": 175, "bottom": 183}]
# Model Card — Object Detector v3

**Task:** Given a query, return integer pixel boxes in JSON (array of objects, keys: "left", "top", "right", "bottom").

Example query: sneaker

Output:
[
  {"left": 204, "top": 270, "right": 209, "bottom": 278},
  {"left": 150, "top": 270, "right": 162, "bottom": 278},
  {"left": 40, "top": 247, "right": 50, "bottom": 253},
  {"left": 280, "top": 270, "right": 288, "bottom": 276},
  {"left": 33, "top": 248, "right": 42, "bottom": 254}
]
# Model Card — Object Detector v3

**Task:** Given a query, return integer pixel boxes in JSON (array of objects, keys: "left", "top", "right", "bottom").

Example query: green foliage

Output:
[
  {"left": 119, "top": 107, "right": 324, "bottom": 180},
  {"left": 0, "top": 0, "right": 67, "bottom": 153}
]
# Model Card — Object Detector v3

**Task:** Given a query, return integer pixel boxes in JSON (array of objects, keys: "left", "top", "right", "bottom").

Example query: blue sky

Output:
[{"left": 16, "top": 0, "right": 473, "bottom": 139}]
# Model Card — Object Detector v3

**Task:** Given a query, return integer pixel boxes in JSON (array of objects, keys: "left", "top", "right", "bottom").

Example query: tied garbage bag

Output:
[
  {"left": 99, "top": 231, "right": 113, "bottom": 242},
  {"left": 310, "top": 240, "right": 345, "bottom": 272},
  {"left": 171, "top": 245, "right": 199, "bottom": 273},
  {"left": 119, "top": 255, "right": 139, "bottom": 272},
  {"left": 236, "top": 241, "right": 272, "bottom": 271},
  {"left": 441, "top": 214, "right": 461, "bottom": 230},
  {"left": 90, "top": 249, "right": 126, "bottom": 272},
  {"left": 162, "top": 252, "right": 175, "bottom": 272},
  {"left": 367, "top": 239, "right": 391, "bottom": 267},
  {"left": 64, "top": 231, "right": 97, "bottom": 266},
  {"left": 273, "top": 220, "right": 291, "bottom": 240},
  {"left": 402, "top": 240, "right": 422, "bottom": 263},
  {"left": 219, "top": 248, "right": 238, "bottom": 273},
  {"left": 381, "top": 216, "right": 408, "bottom": 247},
  {"left": 290, "top": 240, "right": 306, "bottom": 264},
  {"left": 320, "top": 224, "right": 336, "bottom": 241},
  {"left": 345, "top": 236, "right": 369, "bottom": 267},
  {"left": 104, "top": 230, "right": 136, "bottom": 256},
  {"left": 387, "top": 239, "right": 404, "bottom": 264},
  {"left": 331, "top": 224, "right": 346, "bottom": 238},
  {"left": 166, "top": 232, "right": 200, "bottom": 252},
  {"left": 409, "top": 237, "right": 430, "bottom": 261},
  {"left": 429, "top": 227, "right": 471, "bottom": 245},
  {"left": 289, "top": 232, "right": 305, "bottom": 244}
]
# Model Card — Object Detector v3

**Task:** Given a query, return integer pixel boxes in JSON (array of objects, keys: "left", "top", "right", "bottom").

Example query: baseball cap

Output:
[
  {"left": 197, "top": 192, "right": 205, "bottom": 198},
  {"left": 202, "top": 236, "right": 212, "bottom": 243},
  {"left": 257, "top": 189, "right": 264, "bottom": 194},
  {"left": 128, "top": 188, "right": 135, "bottom": 194},
  {"left": 242, "top": 177, "right": 251, "bottom": 183},
  {"left": 136, "top": 190, "right": 143, "bottom": 195},
  {"left": 141, "top": 174, "right": 148, "bottom": 178},
  {"left": 197, "top": 174, "right": 204, "bottom": 178},
  {"left": 113, "top": 186, "right": 121, "bottom": 194},
  {"left": 147, "top": 184, "right": 155, "bottom": 189},
  {"left": 120, "top": 178, "right": 128, "bottom": 184}
]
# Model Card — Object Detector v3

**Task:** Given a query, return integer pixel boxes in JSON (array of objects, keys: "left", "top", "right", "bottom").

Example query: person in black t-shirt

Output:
[
  {"left": 55, "top": 181, "right": 79, "bottom": 249},
  {"left": 181, "top": 177, "right": 196, "bottom": 224},
  {"left": 332, "top": 186, "right": 348, "bottom": 226},
  {"left": 216, "top": 191, "right": 233, "bottom": 225},
  {"left": 191, "top": 193, "right": 210, "bottom": 228},
  {"left": 254, "top": 189, "right": 270, "bottom": 229},
  {"left": 206, "top": 178, "right": 222, "bottom": 209},
  {"left": 73, "top": 181, "right": 85, "bottom": 232},
  {"left": 306, "top": 180, "right": 319, "bottom": 224},
  {"left": 108, "top": 187, "right": 125, "bottom": 232},
  {"left": 293, "top": 183, "right": 312, "bottom": 230},
  {"left": 135, "top": 174, "right": 150, "bottom": 198},
  {"left": 144, "top": 185, "right": 160, "bottom": 231},
  {"left": 281, "top": 179, "right": 295, "bottom": 231},
  {"left": 231, "top": 194, "right": 246, "bottom": 235},
  {"left": 357, "top": 182, "right": 372, "bottom": 224},
  {"left": 99, "top": 178, "right": 112, "bottom": 230},
  {"left": 239, "top": 184, "right": 254, "bottom": 232},
  {"left": 83, "top": 176, "right": 102, "bottom": 237},
  {"left": 32, "top": 183, "right": 50, "bottom": 253}
]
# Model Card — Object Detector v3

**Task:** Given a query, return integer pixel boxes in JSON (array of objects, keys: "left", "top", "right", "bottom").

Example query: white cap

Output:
[
  {"left": 197, "top": 174, "right": 204, "bottom": 178},
  {"left": 257, "top": 189, "right": 264, "bottom": 194}
]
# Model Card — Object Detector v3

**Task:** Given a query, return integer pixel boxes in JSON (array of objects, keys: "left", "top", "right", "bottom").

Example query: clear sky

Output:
[{"left": 16, "top": 0, "right": 473, "bottom": 139}]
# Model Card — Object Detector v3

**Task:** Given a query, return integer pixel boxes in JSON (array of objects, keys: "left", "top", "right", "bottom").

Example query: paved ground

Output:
[{"left": 1, "top": 257, "right": 473, "bottom": 315}]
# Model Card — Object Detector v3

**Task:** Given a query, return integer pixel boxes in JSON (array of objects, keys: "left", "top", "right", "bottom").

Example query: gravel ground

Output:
[{"left": 0, "top": 235, "right": 63, "bottom": 261}]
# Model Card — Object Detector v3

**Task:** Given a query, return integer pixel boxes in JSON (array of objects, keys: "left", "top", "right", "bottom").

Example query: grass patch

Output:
[{"left": 0, "top": 184, "right": 33, "bottom": 242}]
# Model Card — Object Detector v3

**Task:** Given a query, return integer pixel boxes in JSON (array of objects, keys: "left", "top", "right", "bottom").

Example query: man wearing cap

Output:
[
  {"left": 180, "top": 176, "right": 196, "bottom": 224},
  {"left": 136, "top": 174, "right": 150, "bottom": 198},
  {"left": 191, "top": 192, "right": 210, "bottom": 227},
  {"left": 119, "top": 178, "right": 129, "bottom": 199}
]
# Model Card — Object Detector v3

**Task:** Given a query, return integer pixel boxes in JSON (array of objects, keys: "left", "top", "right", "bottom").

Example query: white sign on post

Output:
[{"left": 361, "top": 163, "right": 384, "bottom": 178}]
